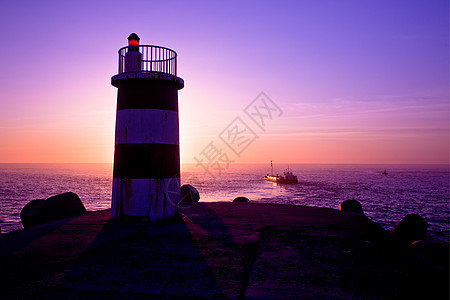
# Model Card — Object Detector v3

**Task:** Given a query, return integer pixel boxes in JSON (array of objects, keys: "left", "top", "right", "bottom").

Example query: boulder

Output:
[
  {"left": 20, "top": 199, "right": 46, "bottom": 228},
  {"left": 392, "top": 214, "right": 427, "bottom": 244},
  {"left": 180, "top": 184, "right": 200, "bottom": 203},
  {"left": 233, "top": 197, "right": 250, "bottom": 203},
  {"left": 20, "top": 192, "right": 86, "bottom": 228},
  {"left": 339, "top": 199, "right": 364, "bottom": 215}
]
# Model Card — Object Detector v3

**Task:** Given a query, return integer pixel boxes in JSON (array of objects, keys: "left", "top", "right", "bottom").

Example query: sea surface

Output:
[{"left": 0, "top": 163, "right": 448, "bottom": 242}]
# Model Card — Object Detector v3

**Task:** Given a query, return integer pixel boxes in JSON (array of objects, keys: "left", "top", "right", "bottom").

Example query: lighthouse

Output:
[{"left": 111, "top": 33, "right": 184, "bottom": 221}]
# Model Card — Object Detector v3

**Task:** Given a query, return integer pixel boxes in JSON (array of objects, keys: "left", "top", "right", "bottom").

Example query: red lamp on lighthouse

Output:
[
  {"left": 124, "top": 33, "right": 141, "bottom": 71},
  {"left": 128, "top": 33, "right": 140, "bottom": 46}
]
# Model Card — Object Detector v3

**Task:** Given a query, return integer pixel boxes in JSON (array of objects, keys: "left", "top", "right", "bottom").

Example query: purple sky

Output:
[{"left": 0, "top": 0, "right": 448, "bottom": 163}]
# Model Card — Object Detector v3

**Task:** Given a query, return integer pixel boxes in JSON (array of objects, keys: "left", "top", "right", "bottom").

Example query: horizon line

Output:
[{"left": 0, "top": 162, "right": 448, "bottom": 166}]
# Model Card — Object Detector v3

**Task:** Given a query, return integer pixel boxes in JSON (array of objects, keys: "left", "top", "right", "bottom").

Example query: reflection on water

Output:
[{"left": 0, "top": 163, "right": 448, "bottom": 242}]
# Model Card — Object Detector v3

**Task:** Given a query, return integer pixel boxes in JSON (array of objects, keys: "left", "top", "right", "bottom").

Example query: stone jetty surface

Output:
[{"left": 0, "top": 202, "right": 447, "bottom": 298}]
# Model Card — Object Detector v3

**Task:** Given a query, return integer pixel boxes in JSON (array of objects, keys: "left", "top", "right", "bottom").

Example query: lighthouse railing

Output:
[{"left": 118, "top": 45, "right": 178, "bottom": 76}]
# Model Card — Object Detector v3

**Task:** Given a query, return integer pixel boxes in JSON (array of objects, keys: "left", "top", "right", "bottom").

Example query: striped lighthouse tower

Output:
[{"left": 111, "top": 33, "right": 184, "bottom": 221}]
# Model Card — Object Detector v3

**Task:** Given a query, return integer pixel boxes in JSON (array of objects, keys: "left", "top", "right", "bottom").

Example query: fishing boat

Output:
[
  {"left": 382, "top": 170, "right": 388, "bottom": 175},
  {"left": 264, "top": 161, "right": 298, "bottom": 184}
]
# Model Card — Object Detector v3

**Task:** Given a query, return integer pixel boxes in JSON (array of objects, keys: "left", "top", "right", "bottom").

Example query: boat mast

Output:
[{"left": 271, "top": 160, "right": 273, "bottom": 176}]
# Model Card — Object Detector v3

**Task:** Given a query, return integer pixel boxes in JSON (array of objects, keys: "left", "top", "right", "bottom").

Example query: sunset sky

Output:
[{"left": 0, "top": 0, "right": 448, "bottom": 164}]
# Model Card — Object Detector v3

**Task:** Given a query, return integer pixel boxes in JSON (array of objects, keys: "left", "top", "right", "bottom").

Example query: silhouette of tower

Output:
[{"left": 111, "top": 33, "right": 184, "bottom": 221}]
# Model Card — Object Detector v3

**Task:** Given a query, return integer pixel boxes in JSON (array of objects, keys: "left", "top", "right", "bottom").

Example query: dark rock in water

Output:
[
  {"left": 340, "top": 199, "right": 364, "bottom": 215},
  {"left": 233, "top": 197, "right": 250, "bottom": 203},
  {"left": 20, "top": 192, "right": 86, "bottom": 228},
  {"left": 392, "top": 214, "right": 427, "bottom": 244},
  {"left": 180, "top": 184, "right": 200, "bottom": 203}
]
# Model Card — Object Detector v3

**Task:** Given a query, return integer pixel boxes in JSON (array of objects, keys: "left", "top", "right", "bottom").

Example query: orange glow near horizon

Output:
[{"left": 1, "top": 90, "right": 448, "bottom": 164}]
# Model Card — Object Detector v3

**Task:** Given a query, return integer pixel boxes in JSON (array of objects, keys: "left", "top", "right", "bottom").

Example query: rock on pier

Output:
[{"left": 0, "top": 202, "right": 447, "bottom": 298}]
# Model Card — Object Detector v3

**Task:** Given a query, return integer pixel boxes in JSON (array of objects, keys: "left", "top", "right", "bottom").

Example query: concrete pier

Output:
[{"left": 0, "top": 202, "right": 447, "bottom": 298}]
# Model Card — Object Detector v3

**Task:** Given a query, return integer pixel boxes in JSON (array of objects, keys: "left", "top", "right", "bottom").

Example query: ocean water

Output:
[{"left": 0, "top": 163, "right": 448, "bottom": 242}]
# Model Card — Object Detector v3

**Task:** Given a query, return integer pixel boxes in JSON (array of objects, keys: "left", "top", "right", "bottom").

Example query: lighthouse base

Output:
[{"left": 111, "top": 178, "right": 180, "bottom": 221}]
